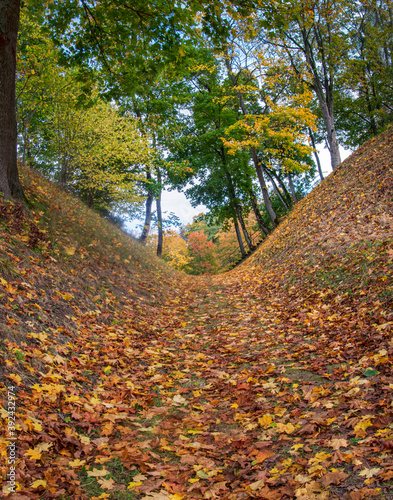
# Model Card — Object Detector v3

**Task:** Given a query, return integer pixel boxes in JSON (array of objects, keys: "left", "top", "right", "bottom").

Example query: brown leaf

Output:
[{"left": 320, "top": 471, "right": 349, "bottom": 487}]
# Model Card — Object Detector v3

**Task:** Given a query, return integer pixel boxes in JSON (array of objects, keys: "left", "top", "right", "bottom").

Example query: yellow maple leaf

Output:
[
  {"left": 65, "top": 395, "right": 80, "bottom": 403},
  {"left": 87, "top": 468, "right": 109, "bottom": 477},
  {"left": 69, "top": 459, "right": 86, "bottom": 467},
  {"left": 8, "top": 373, "right": 22, "bottom": 385},
  {"left": 258, "top": 414, "right": 273, "bottom": 428},
  {"left": 359, "top": 467, "right": 381, "bottom": 478},
  {"left": 98, "top": 478, "right": 116, "bottom": 490},
  {"left": 308, "top": 451, "right": 331, "bottom": 465},
  {"left": 95, "top": 456, "right": 112, "bottom": 464},
  {"left": 25, "top": 448, "right": 42, "bottom": 460},
  {"left": 36, "top": 442, "right": 53, "bottom": 452},
  {"left": 101, "top": 422, "right": 114, "bottom": 436},
  {"left": 31, "top": 479, "right": 47, "bottom": 489},
  {"left": 29, "top": 419, "right": 42, "bottom": 432},
  {"left": 285, "top": 422, "right": 296, "bottom": 434},
  {"left": 291, "top": 444, "right": 304, "bottom": 451},
  {"left": 127, "top": 481, "right": 143, "bottom": 489},
  {"left": 65, "top": 246, "right": 76, "bottom": 256},
  {"left": 354, "top": 417, "right": 373, "bottom": 437}
]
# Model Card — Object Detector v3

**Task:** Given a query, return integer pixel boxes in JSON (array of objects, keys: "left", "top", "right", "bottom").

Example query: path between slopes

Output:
[{"left": 118, "top": 272, "right": 391, "bottom": 500}]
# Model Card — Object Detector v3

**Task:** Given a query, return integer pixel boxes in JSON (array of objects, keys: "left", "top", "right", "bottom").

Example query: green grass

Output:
[{"left": 78, "top": 458, "right": 139, "bottom": 499}]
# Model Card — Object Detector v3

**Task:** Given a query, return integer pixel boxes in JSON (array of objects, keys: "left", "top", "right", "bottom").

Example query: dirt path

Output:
[{"left": 111, "top": 274, "right": 393, "bottom": 500}]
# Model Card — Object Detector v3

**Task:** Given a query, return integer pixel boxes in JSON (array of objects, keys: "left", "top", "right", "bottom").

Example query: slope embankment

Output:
[{"left": 0, "top": 128, "right": 393, "bottom": 500}]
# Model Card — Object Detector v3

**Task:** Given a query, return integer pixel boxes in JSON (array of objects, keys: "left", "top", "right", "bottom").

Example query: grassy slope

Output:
[
  {"left": 0, "top": 128, "right": 392, "bottom": 500},
  {"left": 0, "top": 166, "right": 188, "bottom": 497}
]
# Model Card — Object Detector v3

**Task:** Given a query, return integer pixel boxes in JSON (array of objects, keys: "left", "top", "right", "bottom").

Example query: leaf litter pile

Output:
[{"left": 1, "top": 129, "right": 393, "bottom": 499}]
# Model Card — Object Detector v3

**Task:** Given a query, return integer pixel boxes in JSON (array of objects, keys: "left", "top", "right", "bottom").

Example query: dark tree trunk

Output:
[
  {"left": 301, "top": 28, "right": 341, "bottom": 170},
  {"left": 251, "top": 148, "right": 277, "bottom": 227},
  {"left": 224, "top": 168, "right": 252, "bottom": 251},
  {"left": 263, "top": 168, "right": 290, "bottom": 211},
  {"left": 86, "top": 190, "right": 94, "bottom": 208},
  {"left": 287, "top": 172, "right": 298, "bottom": 203},
  {"left": 309, "top": 128, "right": 324, "bottom": 181},
  {"left": 235, "top": 205, "right": 252, "bottom": 251},
  {"left": 272, "top": 171, "right": 292, "bottom": 205},
  {"left": 59, "top": 157, "right": 70, "bottom": 186},
  {"left": 139, "top": 168, "right": 153, "bottom": 243},
  {"left": 249, "top": 189, "right": 270, "bottom": 236},
  {"left": 0, "top": 0, "right": 24, "bottom": 199},
  {"left": 156, "top": 166, "right": 163, "bottom": 258},
  {"left": 234, "top": 216, "right": 246, "bottom": 258}
]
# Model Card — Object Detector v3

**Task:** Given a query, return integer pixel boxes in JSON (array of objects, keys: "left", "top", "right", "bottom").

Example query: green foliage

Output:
[{"left": 13, "top": 0, "right": 393, "bottom": 255}]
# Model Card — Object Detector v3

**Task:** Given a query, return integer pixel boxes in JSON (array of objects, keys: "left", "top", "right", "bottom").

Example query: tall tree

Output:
[
  {"left": 255, "top": 0, "right": 352, "bottom": 170},
  {"left": 335, "top": 0, "right": 393, "bottom": 147},
  {"left": 0, "top": 0, "right": 24, "bottom": 199}
]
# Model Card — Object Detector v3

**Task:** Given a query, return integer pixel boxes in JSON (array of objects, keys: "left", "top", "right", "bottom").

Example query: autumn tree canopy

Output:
[{"left": 1, "top": 0, "right": 392, "bottom": 262}]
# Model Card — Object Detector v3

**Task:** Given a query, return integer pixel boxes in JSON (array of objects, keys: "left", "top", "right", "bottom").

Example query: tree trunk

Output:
[
  {"left": 309, "top": 127, "right": 324, "bottom": 181},
  {"left": 236, "top": 206, "right": 252, "bottom": 251},
  {"left": 287, "top": 172, "right": 298, "bottom": 203},
  {"left": 156, "top": 166, "right": 163, "bottom": 258},
  {"left": 319, "top": 98, "right": 341, "bottom": 170},
  {"left": 0, "top": 0, "right": 24, "bottom": 199},
  {"left": 251, "top": 148, "right": 277, "bottom": 227},
  {"left": 263, "top": 168, "right": 290, "bottom": 211},
  {"left": 224, "top": 55, "right": 277, "bottom": 227},
  {"left": 59, "top": 157, "right": 69, "bottom": 186},
  {"left": 224, "top": 168, "right": 252, "bottom": 251},
  {"left": 139, "top": 168, "right": 153, "bottom": 243},
  {"left": 249, "top": 189, "right": 269, "bottom": 236},
  {"left": 301, "top": 29, "right": 341, "bottom": 170},
  {"left": 234, "top": 216, "right": 246, "bottom": 258},
  {"left": 272, "top": 171, "right": 292, "bottom": 205}
]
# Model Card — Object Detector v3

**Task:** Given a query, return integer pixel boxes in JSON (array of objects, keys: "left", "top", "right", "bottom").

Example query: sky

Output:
[{"left": 127, "top": 144, "right": 353, "bottom": 236}]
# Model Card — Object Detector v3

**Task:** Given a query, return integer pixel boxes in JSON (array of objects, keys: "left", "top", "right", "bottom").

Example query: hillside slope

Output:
[{"left": 0, "top": 128, "right": 393, "bottom": 500}]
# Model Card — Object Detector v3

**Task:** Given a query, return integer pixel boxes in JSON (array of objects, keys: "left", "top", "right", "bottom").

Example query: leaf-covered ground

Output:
[{"left": 1, "top": 128, "right": 393, "bottom": 499}]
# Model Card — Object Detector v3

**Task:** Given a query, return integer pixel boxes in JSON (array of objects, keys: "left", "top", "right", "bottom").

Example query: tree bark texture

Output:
[
  {"left": 264, "top": 168, "right": 290, "bottom": 211},
  {"left": 0, "top": 0, "right": 24, "bottom": 199},
  {"left": 139, "top": 168, "right": 153, "bottom": 243},
  {"left": 224, "top": 169, "right": 252, "bottom": 250},
  {"left": 156, "top": 167, "right": 163, "bottom": 258},
  {"left": 251, "top": 148, "right": 277, "bottom": 227},
  {"left": 309, "top": 128, "right": 324, "bottom": 181},
  {"left": 287, "top": 172, "right": 298, "bottom": 203},
  {"left": 249, "top": 189, "right": 270, "bottom": 236},
  {"left": 301, "top": 28, "right": 341, "bottom": 170},
  {"left": 234, "top": 216, "right": 246, "bottom": 258}
]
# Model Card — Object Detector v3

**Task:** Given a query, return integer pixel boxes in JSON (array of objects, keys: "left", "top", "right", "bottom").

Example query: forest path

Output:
[
  {"left": 112, "top": 271, "right": 391, "bottom": 500},
  {"left": 4, "top": 130, "right": 393, "bottom": 499}
]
